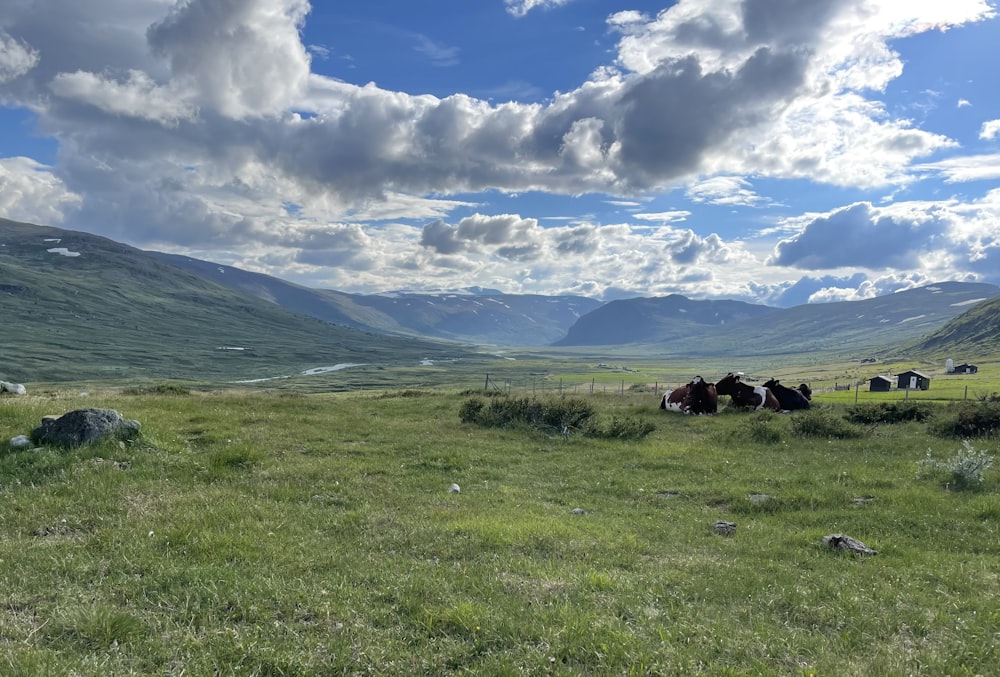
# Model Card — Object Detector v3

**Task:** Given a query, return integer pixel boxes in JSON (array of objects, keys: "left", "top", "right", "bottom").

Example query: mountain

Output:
[
  {"left": 553, "top": 295, "right": 777, "bottom": 346},
  {"left": 0, "top": 219, "right": 468, "bottom": 382},
  {"left": 555, "top": 282, "right": 1000, "bottom": 357},
  {"left": 149, "top": 251, "right": 601, "bottom": 345},
  {"left": 904, "top": 293, "right": 1000, "bottom": 357}
]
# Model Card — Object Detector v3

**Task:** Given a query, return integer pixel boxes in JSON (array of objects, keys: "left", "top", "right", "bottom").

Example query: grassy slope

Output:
[
  {"left": 903, "top": 294, "right": 1000, "bottom": 359},
  {"left": 1, "top": 388, "right": 998, "bottom": 674},
  {"left": 673, "top": 281, "right": 1000, "bottom": 358},
  {"left": 0, "top": 220, "right": 471, "bottom": 382}
]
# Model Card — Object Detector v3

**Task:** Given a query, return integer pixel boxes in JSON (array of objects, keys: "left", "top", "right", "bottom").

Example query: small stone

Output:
[
  {"left": 571, "top": 508, "right": 587, "bottom": 515},
  {"left": 823, "top": 533, "right": 877, "bottom": 556},
  {"left": 713, "top": 520, "right": 737, "bottom": 536},
  {"left": 447, "top": 483, "right": 461, "bottom": 494},
  {"left": 9, "top": 435, "right": 32, "bottom": 449}
]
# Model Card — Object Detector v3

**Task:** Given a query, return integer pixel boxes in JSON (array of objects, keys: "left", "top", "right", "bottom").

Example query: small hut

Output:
[
  {"left": 952, "top": 363, "right": 978, "bottom": 374},
  {"left": 869, "top": 375, "right": 892, "bottom": 392},
  {"left": 897, "top": 370, "right": 930, "bottom": 391}
]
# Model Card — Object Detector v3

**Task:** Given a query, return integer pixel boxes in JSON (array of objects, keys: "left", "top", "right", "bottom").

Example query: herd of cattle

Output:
[{"left": 660, "top": 372, "right": 812, "bottom": 415}]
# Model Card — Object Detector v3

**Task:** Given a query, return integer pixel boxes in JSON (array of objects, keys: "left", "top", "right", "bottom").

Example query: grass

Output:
[{"left": 1, "top": 386, "right": 999, "bottom": 674}]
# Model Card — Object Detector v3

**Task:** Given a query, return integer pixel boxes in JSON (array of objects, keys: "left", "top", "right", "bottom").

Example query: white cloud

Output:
[
  {"left": 504, "top": 0, "right": 572, "bottom": 18},
  {"left": 49, "top": 69, "right": 196, "bottom": 125},
  {"left": 687, "top": 176, "right": 765, "bottom": 206},
  {"left": 980, "top": 119, "right": 1000, "bottom": 139},
  {"left": 916, "top": 153, "right": 1000, "bottom": 182},
  {"left": 0, "top": 157, "right": 82, "bottom": 224},
  {"left": 147, "top": 0, "right": 312, "bottom": 119},
  {"left": 633, "top": 211, "right": 690, "bottom": 223},
  {"left": 0, "top": 32, "right": 39, "bottom": 83}
]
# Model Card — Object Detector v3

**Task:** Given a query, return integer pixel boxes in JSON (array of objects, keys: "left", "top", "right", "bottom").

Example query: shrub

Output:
[
  {"left": 917, "top": 439, "right": 994, "bottom": 490},
  {"left": 790, "top": 409, "right": 862, "bottom": 439},
  {"left": 931, "top": 402, "right": 1000, "bottom": 438},
  {"left": 742, "top": 410, "right": 785, "bottom": 444},
  {"left": 846, "top": 401, "right": 933, "bottom": 425},
  {"left": 458, "top": 396, "right": 597, "bottom": 434},
  {"left": 122, "top": 383, "right": 191, "bottom": 396},
  {"left": 583, "top": 415, "right": 656, "bottom": 440},
  {"left": 459, "top": 397, "right": 485, "bottom": 423}
]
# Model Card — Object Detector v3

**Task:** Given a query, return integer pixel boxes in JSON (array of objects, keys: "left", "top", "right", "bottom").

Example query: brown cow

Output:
[
  {"left": 660, "top": 376, "right": 718, "bottom": 415},
  {"left": 715, "top": 372, "right": 781, "bottom": 412}
]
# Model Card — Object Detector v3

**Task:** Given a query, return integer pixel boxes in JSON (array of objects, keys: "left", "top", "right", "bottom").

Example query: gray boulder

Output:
[
  {"left": 31, "top": 408, "right": 141, "bottom": 448},
  {"left": 0, "top": 381, "right": 27, "bottom": 395}
]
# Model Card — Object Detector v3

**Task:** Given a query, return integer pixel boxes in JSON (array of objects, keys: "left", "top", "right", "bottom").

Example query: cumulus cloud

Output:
[
  {"left": 420, "top": 214, "right": 544, "bottom": 260},
  {"left": 0, "top": 32, "right": 39, "bottom": 83},
  {"left": 0, "top": 157, "right": 82, "bottom": 224},
  {"left": 770, "top": 202, "right": 949, "bottom": 269},
  {"left": 147, "top": 0, "right": 312, "bottom": 119},
  {"left": 980, "top": 119, "right": 1000, "bottom": 140},
  {"left": 49, "top": 69, "right": 195, "bottom": 125}
]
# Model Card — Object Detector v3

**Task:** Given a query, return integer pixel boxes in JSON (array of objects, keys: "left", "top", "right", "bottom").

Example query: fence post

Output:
[
  {"left": 591, "top": 378, "right": 595, "bottom": 394},
  {"left": 484, "top": 373, "right": 490, "bottom": 391},
  {"left": 855, "top": 382, "right": 859, "bottom": 403},
  {"left": 621, "top": 380, "right": 624, "bottom": 396}
]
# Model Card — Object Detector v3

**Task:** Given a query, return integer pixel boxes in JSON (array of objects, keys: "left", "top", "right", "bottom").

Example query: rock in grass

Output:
[
  {"left": 31, "top": 408, "right": 140, "bottom": 448},
  {"left": 713, "top": 520, "right": 737, "bottom": 536},
  {"left": 9, "top": 435, "right": 32, "bottom": 450},
  {"left": 0, "top": 381, "right": 27, "bottom": 395},
  {"left": 823, "top": 533, "right": 877, "bottom": 556},
  {"left": 447, "top": 483, "right": 461, "bottom": 494}
]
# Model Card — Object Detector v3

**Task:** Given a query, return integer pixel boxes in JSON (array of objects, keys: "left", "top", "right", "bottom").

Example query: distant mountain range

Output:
[
  {"left": 147, "top": 251, "right": 602, "bottom": 346},
  {"left": 3, "top": 218, "right": 999, "bottom": 382}
]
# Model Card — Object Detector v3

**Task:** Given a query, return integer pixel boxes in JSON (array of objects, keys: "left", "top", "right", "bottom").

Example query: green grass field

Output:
[{"left": 2, "top": 378, "right": 998, "bottom": 675}]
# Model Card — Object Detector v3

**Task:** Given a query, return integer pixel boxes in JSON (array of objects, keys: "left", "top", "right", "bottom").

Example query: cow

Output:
[
  {"left": 660, "top": 376, "right": 718, "bottom": 415},
  {"left": 762, "top": 378, "right": 810, "bottom": 410},
  {"left": 797, "top": 383, "right": 812, "bottom": 400},
  {"left": 715, "top": 372, "right": 781, "bottom": 412}
]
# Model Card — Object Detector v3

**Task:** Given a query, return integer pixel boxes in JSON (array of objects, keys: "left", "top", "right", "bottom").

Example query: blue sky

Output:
[{"left": 1, "top": 0, "right": 999, "bottom": 307}]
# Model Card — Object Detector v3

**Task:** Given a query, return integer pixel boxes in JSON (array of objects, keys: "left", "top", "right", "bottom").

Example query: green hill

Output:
[
  {"left": 903, "top": 294, "right": 1000, "bottom": 358},
  {"left": 0, "top": 219, "right": 469, "bottom": 382}
]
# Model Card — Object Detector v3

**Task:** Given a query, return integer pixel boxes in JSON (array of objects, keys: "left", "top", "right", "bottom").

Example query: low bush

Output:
[
  {"left": 459, "top": 396, "right": 597, "bottom": 434},
  {"left": 846, "top": 401, "right": 934, "bottom": 425},
  {"left": 741, "top": 410, "right": 785, "bottom": 444},
  {"left": 931, "top": 401, "right": 1000, "bottom": 438},
  {"left": 789, "top": 409, "right": 863, "bottom": 439}
]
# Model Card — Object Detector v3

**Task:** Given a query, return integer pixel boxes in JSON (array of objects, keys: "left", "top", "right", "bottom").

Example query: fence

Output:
[
  {"left": 481, "top": 373, "right": 990, "bottom": 404},
  {"left": 483, "top": 373, "right": 658, "bottom": 397}
]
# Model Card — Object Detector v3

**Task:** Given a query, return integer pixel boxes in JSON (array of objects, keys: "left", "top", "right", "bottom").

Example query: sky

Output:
[{"left": 1, "top": 0, "right": 999, "bottom": 308}]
